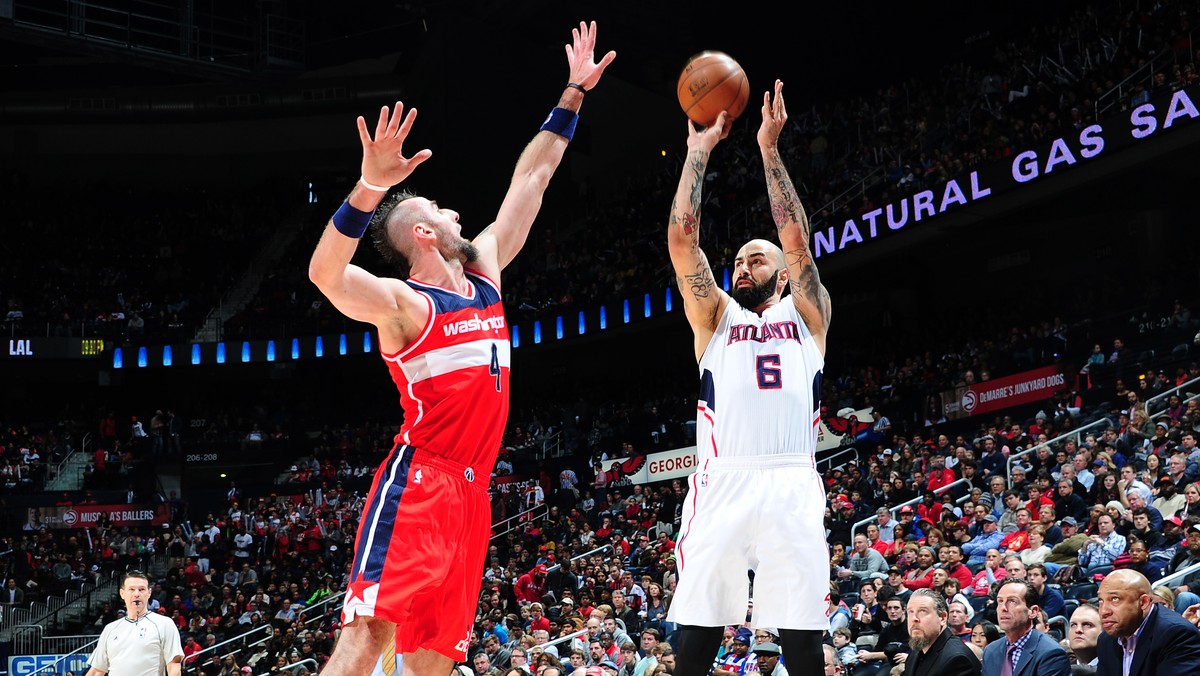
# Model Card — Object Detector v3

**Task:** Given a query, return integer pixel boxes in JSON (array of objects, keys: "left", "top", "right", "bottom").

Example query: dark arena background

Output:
[{"left": 3, "top": 1, "right": 1200, "bottom": 674}]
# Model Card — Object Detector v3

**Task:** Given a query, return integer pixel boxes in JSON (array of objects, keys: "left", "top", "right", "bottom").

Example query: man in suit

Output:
[
  {"left": 1094, "top": 569, "right": 1200, "bottom": 675},
  {"left": 902, "top": 589, "right": 981, "bottom": 676},
  {"left": 983, "top": 579, "right": 1070, "bottom": 676}
]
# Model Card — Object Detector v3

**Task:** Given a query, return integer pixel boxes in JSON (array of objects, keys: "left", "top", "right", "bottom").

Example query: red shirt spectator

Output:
[
  {"left": 183, "top": 637, "right": 202, "bottom": 663},
  {"left": 515, "top": 565, "right": 547, "bottom": 603},
  {"left": 926, "top": 464, "right": 956, "bottom": 493}
]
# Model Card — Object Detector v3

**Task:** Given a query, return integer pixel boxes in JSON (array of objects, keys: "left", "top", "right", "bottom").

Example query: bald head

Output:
[
  {"left": 731, "top": 239, "right": 788, "bottom": 311},
  {"left": 1098, "top": 569, "right": 1154, "bottom": 639},
  {"left": 1099, "top": 569, "right": 1152, "bottom": 597},
  {"left": 736, "top": 239, "right": 786, "bottom": 269}
]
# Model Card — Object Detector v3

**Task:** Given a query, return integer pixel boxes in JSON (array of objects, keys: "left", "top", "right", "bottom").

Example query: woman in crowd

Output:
[
  {"left": 1177, "top": 483, "right": 1200, "bottom": 520},
  {"left": 886, "top": 525, "right": 910, "bottom": 563},
  {"left": 924, "top": 527, "right": 945, "bottom": 555},
  {"left": 971, "top": 620, "right": 1001, "bottom": 651},
  {"left": 1144, "top": 453, "right": 1165, "bottom": 482},
  {"left": 642, "top": 581, "right": 671, "bottom": 635},
  {"left": 217, "top": 655, "right": 242, "bottom": 676},
  {"left": 1090, "top": 472, "right": 1121, "bottom": 505},
  {"left": 1021, "top": 525, "right": 1052, "bottom": 568},
  {"left": 1105, "top": 500, "right": 1124, "bottom": 523}
]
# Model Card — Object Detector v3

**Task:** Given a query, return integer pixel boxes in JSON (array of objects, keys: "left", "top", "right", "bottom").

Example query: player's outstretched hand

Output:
[
  {"left": 687, "top": 110, "right": 729, "bottom": 153},
  {"left": 757, "top": 79, "right": 788, "bottom": 150},
  {"left": 356, "top": 102, "right": 432, "bottom": 190},
  {"left": 566, "top": 21, "right": 617, "bottom": 92}
]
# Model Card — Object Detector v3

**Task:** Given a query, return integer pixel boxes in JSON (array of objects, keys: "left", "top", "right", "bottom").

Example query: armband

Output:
[
  {"left": 539, "top": 107, "right": 578, "bottom": 141},
  {"left": 358, "top": 176, "right": 390, "bottom": 192},
  {"left": 332, "top": 201, "right": 375, "bottom": 239}
]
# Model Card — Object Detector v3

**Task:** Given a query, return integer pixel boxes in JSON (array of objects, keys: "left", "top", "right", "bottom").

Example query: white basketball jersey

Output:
[{"left": 696, "top": 300, "right": 824, "bottom": 461}]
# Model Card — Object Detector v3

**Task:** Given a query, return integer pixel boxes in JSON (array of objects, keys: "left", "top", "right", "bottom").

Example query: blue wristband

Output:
[
  {"left": 332, "top": 201, "right": 375, "bottom": 239},
  {"left": 540, "top": 107, "right": 578, "bottom": 141}
]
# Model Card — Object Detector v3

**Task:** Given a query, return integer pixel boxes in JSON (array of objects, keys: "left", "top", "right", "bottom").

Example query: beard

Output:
[
  {"left": 438, "top": 230, "right": 479, "bottom": 264},
  {"left": 730, "top": 270, "right": 779, "bottom": 310},
  {"left": 457, "top": 238, "right": 480, "bottom": 264},
  {"left": 909, "top": 628, "right": 937, "bottom": 653}
]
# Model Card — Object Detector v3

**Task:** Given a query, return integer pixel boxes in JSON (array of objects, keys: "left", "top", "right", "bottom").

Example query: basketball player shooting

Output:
[
  {"left": 665, "top": 80, "right": 830, "bottom": 676},
  {"left": 308, "top": 21, "right": 614, "bottom": 676}
]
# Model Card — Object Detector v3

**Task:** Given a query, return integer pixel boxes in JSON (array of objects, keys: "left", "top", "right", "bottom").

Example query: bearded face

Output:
[
  {"left": 435, "top": 225, "right": 479, "bottom": 264},
  {"left": 731, "top": 269, "right": 779, "bottom": 310}
]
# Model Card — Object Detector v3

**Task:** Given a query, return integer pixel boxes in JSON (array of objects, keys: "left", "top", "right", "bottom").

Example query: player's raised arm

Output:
[
  {"left": 472, "top": 21, "right": 616, "bottom": 277},
  {"left": 758, "top": 80, "right": 831, "bottom": 354},
  {"left": 308, "top": 103, "right": 431, "bottom": 329},
  {"left": 667, "top": 112, "right": 731, "bottom": 361}
]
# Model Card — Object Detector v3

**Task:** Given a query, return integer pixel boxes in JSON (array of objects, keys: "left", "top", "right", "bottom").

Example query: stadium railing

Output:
[
  {"left": 1153, "top": 560, "right": 1200, "bottom": 589},
  {"left": 1006, "top": 418, "right": 1111, "bottom": 490},
  {"left": 1145, "top": 375, "right": 1200, "bottom": 415},
  {"left": 491, "top": 503, "right": 548, "bottom": 543},
  {"left": 182, "top": 592, "right": 343, "bottom": 675},
  {"left": 850, "top": 478, "right": 970, "bottom": 539}
]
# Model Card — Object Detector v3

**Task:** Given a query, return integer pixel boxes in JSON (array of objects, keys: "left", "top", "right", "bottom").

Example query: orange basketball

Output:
[{"left": 676, "top": 51, "right": 750, "bottom": 128}]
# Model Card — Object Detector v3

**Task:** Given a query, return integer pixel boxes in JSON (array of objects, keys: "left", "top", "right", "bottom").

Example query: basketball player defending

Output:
[
  {"left": 665, "top": 80, "right": 829, "bottom": 676},
  {"left": 308, "top": 22, "right": 614, "bottom": 676}
]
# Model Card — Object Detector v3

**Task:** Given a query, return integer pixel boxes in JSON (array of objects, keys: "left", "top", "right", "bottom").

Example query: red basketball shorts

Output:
[{"left": 342, "top": 444, "right": 491, "bottom": 662}]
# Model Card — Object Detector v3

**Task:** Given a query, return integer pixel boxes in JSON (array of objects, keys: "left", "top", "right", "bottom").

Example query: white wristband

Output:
[{"left": 359, "top": 176, "right": 391, "bottom": 192}]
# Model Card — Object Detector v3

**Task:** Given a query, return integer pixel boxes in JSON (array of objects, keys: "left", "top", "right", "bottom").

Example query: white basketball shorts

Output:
[{"left": 666, "top": 454, "right": 830, "bottom": 630}]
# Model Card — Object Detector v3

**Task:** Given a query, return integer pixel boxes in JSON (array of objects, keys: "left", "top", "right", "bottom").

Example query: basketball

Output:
[{"left": 677, "top": 51, "right": 750, "bottom": 128}]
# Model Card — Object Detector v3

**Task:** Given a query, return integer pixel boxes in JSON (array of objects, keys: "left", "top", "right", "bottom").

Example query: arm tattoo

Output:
[
  {"left": 682, "top": 266, "right": 715, "bottom": 300},
  {"left": 681, "top": 213, "right": 698, "bottom": 236},
  {"left": 786, "top": 247, "right": 831, "bottom": 326},
  {"left": 764, "top": 161, "right": 809, "bottom": 239},
  {"left": 671, "top": 151, "right": 708, "bottom": 236},
  {"left": 765, "top": 147, "right": 827, "bottom": 323}
]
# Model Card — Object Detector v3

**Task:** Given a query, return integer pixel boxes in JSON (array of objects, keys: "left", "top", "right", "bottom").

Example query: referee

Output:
[{"left": 85, "top": 571, "right": 184, "bottom": 676}]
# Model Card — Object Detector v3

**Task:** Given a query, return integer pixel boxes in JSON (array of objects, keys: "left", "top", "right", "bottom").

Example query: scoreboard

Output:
[{"left": 1, "top": 338, "right": 106, "bottom": 359}]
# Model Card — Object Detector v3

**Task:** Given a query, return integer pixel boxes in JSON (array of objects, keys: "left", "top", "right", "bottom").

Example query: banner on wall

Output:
[
  {"left": 22, "top": 504, "right": 169, "bottom": 530},
  {"left": 616, "top": 406, "right": 883, "bottom": 485},
  {"left": 938, "top": 364, "right": 1066, "bottom": 420}
]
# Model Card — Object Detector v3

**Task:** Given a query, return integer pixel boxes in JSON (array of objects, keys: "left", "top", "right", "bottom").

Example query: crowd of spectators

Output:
[
  {"left": 0, "top": 418, "right": 66, "bottom": 494},
  {"left": 5, "top": 277, "right": 1197, "bottom": 676},
  {"left": 4, "top": 316, "right": 1197, "bottom": 676},
  {"left": 464, "top": 373, "right": 1200, "bottom": 676}
]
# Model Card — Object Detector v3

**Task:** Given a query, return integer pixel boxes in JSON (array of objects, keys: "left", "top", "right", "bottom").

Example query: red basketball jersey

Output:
[{"left": 382, "top": 270, "right": 509, "bottom": 473}]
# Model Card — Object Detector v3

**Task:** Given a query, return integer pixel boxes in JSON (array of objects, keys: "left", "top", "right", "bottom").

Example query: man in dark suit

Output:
[
  {"left": 902, "top": 589, "right": 981, "bottom": 676},
  {"left": 983, "top": 579, "right": 1070, "bottom": 676},
  {"left": 1095, "top": 569, "right": 1200, "bottom": 676}
]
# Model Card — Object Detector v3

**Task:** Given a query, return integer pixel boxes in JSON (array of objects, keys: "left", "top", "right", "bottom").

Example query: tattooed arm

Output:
[
  {"left": 667, "top": 112, "right": 731, "bottom": 362},
  {"left": 757, "top": 80, "right": 831, "bottom": 354}
]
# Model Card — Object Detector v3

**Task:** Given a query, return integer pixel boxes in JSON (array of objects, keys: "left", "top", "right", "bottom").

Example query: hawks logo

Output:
[
  {"left": 824, "top": 410, "right": 871, "bottom": 442},
  {"left": 961, "top": 390, "right": 978, "bottom": 413},
  {"left": 603, "top": 456, "right": 648, "bottom": 487}
]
